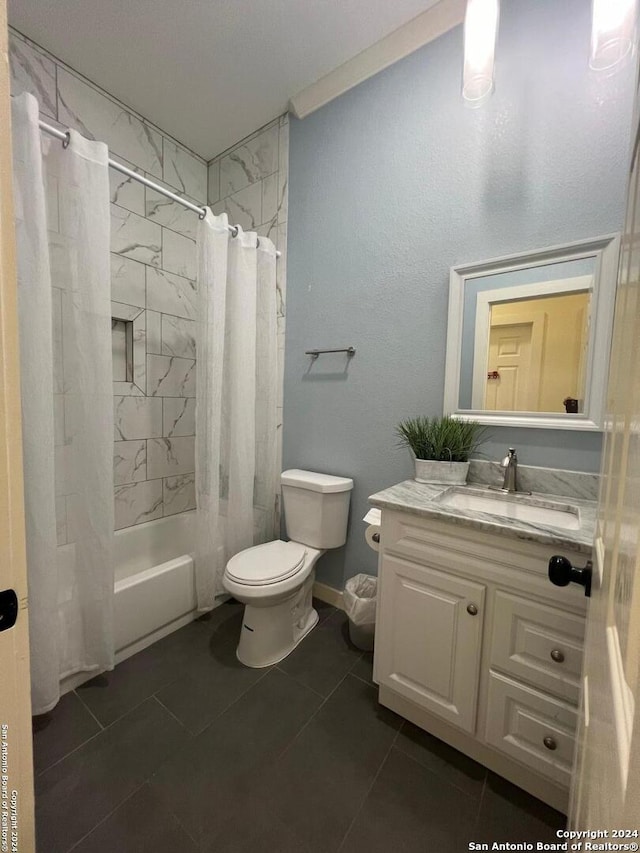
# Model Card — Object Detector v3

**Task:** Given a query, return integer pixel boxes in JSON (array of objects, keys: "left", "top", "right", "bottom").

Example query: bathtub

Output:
[
  {"left": 58, "top": 510, "right": 200, "bottom": 694},
  {"left": 113, "top": 511, "right": 198, "bottom": 662}
]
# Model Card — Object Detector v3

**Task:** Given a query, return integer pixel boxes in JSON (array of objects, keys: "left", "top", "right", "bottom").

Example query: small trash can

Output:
[{"left": 344, "top": 573, "right": 377, "bottom": 651}]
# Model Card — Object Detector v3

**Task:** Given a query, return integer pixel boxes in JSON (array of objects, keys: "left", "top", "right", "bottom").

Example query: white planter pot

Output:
[{"left": 414, "top": 459, "right": 470, "bottom": 485}]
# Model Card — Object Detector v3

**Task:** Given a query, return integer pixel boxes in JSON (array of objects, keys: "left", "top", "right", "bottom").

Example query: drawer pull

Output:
[
  {"left": 466, "top": 603, "right": 479, "bottom": 616},
  {"left": 550, "top": 649, "right": 565, "bottom": 663},
  {"left": 543, "top": 736, "right": 557, "bottom": 751}
]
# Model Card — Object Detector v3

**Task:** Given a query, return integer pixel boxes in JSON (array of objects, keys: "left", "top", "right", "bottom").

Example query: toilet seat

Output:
[{"left": 225, "top": 540, "right": 307, "bottom": 586}]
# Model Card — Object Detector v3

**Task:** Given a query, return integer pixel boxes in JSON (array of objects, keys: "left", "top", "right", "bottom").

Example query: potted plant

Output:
[{"left": 395, "top": 415, "right": 487, "bottom": 485}]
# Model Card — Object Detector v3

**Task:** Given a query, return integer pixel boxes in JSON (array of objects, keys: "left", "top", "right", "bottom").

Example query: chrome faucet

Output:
[
  {"left": 500, "top": 447, "right": 519, "bottom": 493},
  {"left": 487, "top": 447, "right": 531, "bottom": 495}
]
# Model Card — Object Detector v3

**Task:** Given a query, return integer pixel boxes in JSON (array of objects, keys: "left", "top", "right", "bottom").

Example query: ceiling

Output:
[{"left": 8, "top": 0, "right": 441, "bottom": 160}]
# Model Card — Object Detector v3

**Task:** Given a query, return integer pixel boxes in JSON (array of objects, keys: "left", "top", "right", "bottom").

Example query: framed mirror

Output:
[{"left": 443, "top": 234, "right": 620, "bottom": 430}]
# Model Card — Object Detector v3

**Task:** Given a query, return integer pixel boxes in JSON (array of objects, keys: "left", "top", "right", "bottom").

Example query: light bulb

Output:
[
  {"left": 462, "top": 0, "right": 500, "bottom": 106},
  {"left": 590, "top": 0, "right": 637, "bottom": 72}
]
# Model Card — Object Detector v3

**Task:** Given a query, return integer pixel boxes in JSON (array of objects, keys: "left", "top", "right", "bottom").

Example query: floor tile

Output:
[
  {"left": 75, "top": 621, "right": 202, "bottom": 726},
  {"left": 35, "top": 697, "right": 190, "bottom": 853},
  {"left": 205, "top": 795, "right": 313, "bottom": 853},
  {"left": 155, "top": 634, "right": 269, "bottom": 735},
  {"left": 313, "top": 597, "right": 336, "bottom": 624},
  {"left": 76, "top": 613, "right": 222, "bottom": 726},
  {"left": 258, "top": 674, "right": 403, "bottom": 852},
  {"left": 474, "top": 772, "right": 566, "bottom": 843},
  {"left": 395, "top": 720, "right": 487, "bottom": 799},
  {"left": 32, "top": 691, "right": 101, "bottom": 775},
  {"left": 71, "top": 784, "right": 198, "bottom": 853},
  {"left": 201, "top": 598, "right": 246, "bottom": 645},
  {"left": 340, "top": 746, "right": 478, "bottom": 853},
  {"left": 278, "top": 609, "right": 363, "bottom": 697},
  {"left": 349, "top": 651, "right": 374, "bottom": 685},
  {"left": 150, "top": 667, "right": 322, "bottom": 845}
]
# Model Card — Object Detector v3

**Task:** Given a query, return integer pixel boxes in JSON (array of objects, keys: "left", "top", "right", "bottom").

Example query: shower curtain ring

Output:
[
  {"left": 231, "top": 226, "right": 239, "bottom": 238},
  {"left": 199, "top": 207, "right": 207, "bottom": 220},
  {"left": 62, "top": 131, "right": 71, "bottom": 149}
]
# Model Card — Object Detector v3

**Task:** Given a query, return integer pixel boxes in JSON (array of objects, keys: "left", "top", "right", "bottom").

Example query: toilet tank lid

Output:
[{"left": 281, "top": 469, "right": 354, "bottom": 493}]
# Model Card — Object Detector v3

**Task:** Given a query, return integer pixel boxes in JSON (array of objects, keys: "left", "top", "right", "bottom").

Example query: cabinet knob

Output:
[
  {"left": 550, "top": 649, "right": 565, "bottom": 663},
  {"left": 543, "top": 736, "right": 557, "bottom": 751},
  {"left": 466, "top": 603, "right": 478, "bottom": 616}
]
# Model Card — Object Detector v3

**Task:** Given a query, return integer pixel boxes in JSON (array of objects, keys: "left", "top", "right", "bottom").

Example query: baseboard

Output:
[{"left": 313, "top": 581, "right": 344, "bottom": 610}]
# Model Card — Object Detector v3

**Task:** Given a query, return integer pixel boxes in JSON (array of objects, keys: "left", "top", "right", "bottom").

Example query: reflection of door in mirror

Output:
[
  {"left": 485, "top": 316, "right": 541, "bottom": 410},
  {"left": 447, "top": 235, "right": 619, "bottom": 429},
  {"left": 472, "top": 278, "right": 592, "bottom": 413},
  {"left": 484, "top": 293, "right": 590, "bottom": 412}
]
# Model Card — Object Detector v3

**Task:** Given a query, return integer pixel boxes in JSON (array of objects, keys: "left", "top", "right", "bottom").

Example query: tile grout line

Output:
[
  {"left": 348, "top": 670, "right": 374, "bottom": 688},
  {"left": 34, "top": 711, "right": 115, "bottom": 778},
  {"left": 392, "top": 727, "right": 488, "bottom": 803},
  {"left": 150, "top": 653, "right": 273, "bottom": 738},
  {"left": 72, "top": 687, "right": 106, "bottom": 731},
  {"left": 273, "top": 665, "right": 326, "bottom": 700},
  {"left": 173, "top": 658, "right": 274, "bottom": 742},
  {"left": 270, "top": 668, "right": 364, "bottom": 767},
  {"left": 472, "top": 772, "right": 489, "bottom": 834},
  {"left": 64, "top": 781, "right": 148, "bottom": 853},
  {"left": 336, "top": 725, "right": 403, "bottom": 853},
  {"left": 150, "top": 693, "right": 193, "bottom": 733},
  {"left": 33, "top": 688, "right": 107, "bottom": 778},
  {"left": 183, "top": 605, "right": 344, "bottom": 742}
]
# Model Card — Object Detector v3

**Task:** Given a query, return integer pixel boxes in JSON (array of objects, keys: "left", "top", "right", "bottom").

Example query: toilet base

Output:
[{"left": 236, "top": 574, "right": 318, "bottom": 668}]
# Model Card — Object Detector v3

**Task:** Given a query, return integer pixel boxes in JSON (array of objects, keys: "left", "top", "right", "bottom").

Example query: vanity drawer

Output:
[
  {"left": 485, "top": 672, "right": 577, "bottom": 787},
  {"left": 490, "top": 592, "right": 584, "bottom": 703}
]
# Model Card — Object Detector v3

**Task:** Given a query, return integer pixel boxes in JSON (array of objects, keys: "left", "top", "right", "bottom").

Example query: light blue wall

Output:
[{"left": 283, "top": 0, "right": 635, "bottom": 590}]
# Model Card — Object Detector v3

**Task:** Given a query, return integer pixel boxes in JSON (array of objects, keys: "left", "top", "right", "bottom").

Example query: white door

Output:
[
  {"left": 0, "top": 5, "right": 36, "bottom": 849},
  {"left": 375, "top": 554, "right": 485, "bottom": 733},
  {"left": 485, "top": 321, "right": 535, "bottom": 410},
  {"left": 568, "top": 100, "right": 640, "bottom": 826}
]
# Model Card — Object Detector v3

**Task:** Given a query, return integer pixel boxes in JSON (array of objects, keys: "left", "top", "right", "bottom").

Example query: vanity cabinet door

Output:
[{"left": 375, "top": 554, "right": 485, "bottom": 733}]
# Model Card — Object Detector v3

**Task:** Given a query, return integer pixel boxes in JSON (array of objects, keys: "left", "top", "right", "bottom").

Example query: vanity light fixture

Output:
[
  {"left": 462, "top": 0, "right": 500, "bottom": 106},
  {"left": 590, "top": 0, "right": 638, "bottom": 72}
]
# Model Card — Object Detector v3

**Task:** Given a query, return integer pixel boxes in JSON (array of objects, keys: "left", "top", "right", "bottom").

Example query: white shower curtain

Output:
[
  {"left": 195, "top": 212, "right": 278, "bottom": 610},
  {"left": 12, "top": 93, "right": 114, "bottom": 714}
]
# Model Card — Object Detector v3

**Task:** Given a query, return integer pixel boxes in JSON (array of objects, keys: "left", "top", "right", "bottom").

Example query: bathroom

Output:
[{"left": 1, "top": 0, "right": 640, "bottom": 849}]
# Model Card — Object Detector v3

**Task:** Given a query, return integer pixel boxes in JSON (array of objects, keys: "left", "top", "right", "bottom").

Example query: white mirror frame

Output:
[{"left": 443, "top": 234, "right": 621, "bottom": 431}]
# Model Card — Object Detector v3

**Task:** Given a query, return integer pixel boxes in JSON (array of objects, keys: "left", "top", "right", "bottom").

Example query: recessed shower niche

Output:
[
  {"left": 112, "top": 318, "right": 132, "bottom": 382},
  {"left": 111, "top": 302, "right": 146, "bottom": 394}
]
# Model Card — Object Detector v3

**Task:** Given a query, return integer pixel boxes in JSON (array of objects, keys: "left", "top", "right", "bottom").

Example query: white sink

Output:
[{"left": 436, "top": 488, "right": 581, "bottom": 530}]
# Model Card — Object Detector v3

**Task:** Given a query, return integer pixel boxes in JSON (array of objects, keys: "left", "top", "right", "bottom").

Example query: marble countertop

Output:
[{"left": 368, "top": 480, "right": 596, "bottom": 555}]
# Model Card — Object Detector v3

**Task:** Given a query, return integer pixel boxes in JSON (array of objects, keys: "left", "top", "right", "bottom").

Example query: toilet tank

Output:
[{"left": 281, "top": 469, "right": 353, "bottom": 549}]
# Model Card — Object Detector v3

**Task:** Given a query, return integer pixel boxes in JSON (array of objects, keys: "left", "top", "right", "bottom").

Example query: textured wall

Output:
[
  {"left": 284, "top": 0, "right": 635, "bottom": 589},
  {"left": 10, "top": 28, "right": 207, "bottom": 533}
]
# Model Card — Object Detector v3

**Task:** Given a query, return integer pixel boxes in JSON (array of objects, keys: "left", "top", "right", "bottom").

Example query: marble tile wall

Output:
[
  {"left": 9, "top": 28, "right": 206, "bottom": 531},
  {"left": 208, "top": 117, "right": 289, "bottom": 516},
  {"left": 10, "top": 28, "right": 290, "bottom": 534}
]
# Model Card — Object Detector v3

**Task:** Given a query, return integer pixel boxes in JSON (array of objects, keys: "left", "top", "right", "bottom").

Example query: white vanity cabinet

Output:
[
  {"left": 373, "top": 507, "right": 588, "bottom": 813},
  {"left": 375, "top": 555, "right": 485, "bottom": 733}
]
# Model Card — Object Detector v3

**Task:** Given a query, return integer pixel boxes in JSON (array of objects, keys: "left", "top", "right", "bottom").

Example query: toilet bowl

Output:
[{"left": 223, "top": 469, "right": 353, "bottom": 668}]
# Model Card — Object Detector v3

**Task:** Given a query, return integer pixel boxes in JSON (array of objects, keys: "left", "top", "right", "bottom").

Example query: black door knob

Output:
[
  {"left": 0, "top": 589, "right": 18, "bottom": 632},
  {"left": 548, "top": 556, "right": 592, "bottom": 598}
]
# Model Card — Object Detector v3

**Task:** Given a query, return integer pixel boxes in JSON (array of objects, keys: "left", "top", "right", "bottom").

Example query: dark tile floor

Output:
[{"left": 32, "top": 599, "right": 566, "bottom": 852}]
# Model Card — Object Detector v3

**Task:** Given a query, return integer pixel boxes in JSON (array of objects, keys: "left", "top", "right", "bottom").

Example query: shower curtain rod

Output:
[{"left": 37, "top": 118, "right": 281, "bottom": 257}]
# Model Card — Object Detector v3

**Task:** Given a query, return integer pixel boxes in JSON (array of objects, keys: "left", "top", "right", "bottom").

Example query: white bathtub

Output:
[
  {"left": 58, "top": 510, "right": 200, "bottom": 694},
  {"left": 113, "top": 511, "right": 198, "bottom": 662}
]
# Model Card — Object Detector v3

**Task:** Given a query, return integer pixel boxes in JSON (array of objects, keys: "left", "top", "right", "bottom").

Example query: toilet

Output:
[{"left": 223, "top": 469, "right": 353, "bottom": 668}]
